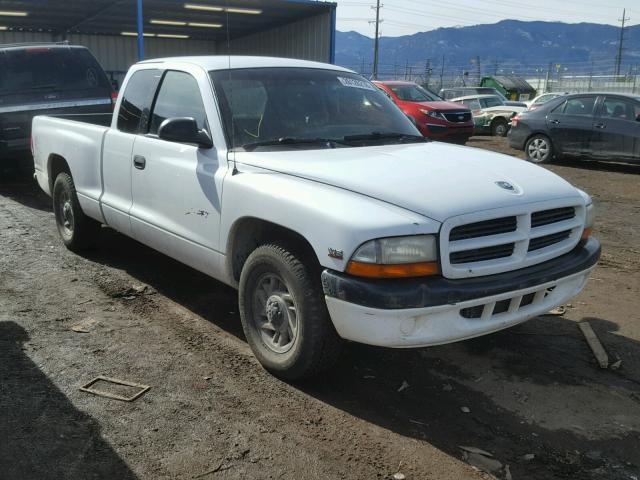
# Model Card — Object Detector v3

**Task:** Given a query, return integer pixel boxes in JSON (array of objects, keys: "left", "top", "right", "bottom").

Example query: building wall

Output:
[
  {"left": 225, "top": 12, "right": 333, "bottom": 63},
  {"left": 1, "top": 11, "right": 333, "bottom": 86}
]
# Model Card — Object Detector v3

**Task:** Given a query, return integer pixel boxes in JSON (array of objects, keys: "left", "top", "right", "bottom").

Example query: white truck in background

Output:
[{"left": 32, "top": 56, "right": 600, "bottom": 379}]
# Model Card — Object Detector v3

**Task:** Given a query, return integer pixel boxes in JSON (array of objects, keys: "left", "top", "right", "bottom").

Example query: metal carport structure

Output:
[{"left": 0, "top": 0, "right": 336, "bottom": 84}]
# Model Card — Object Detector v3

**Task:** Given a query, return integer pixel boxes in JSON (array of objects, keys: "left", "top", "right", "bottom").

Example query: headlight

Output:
[
  {"left": 346, "top": 235, "right": 439, "bottom": 278},
  {"left": 581, "top": 202, "right": 595, "bottom": 243},
  {"left": 585, "top": 202, "right": 595, "bottom": 229},
  {"left": 420, "top": 109, "right": 444, "bottom": 120}
]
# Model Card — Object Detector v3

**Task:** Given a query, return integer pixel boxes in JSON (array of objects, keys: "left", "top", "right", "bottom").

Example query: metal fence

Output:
[{"left": 346, "top": 60, "right": 640, "bottom": 96}]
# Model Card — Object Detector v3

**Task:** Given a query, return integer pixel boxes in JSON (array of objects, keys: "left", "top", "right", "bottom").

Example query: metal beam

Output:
[{"left": 137, "top": 0, "right": 145, "bottom": 61}]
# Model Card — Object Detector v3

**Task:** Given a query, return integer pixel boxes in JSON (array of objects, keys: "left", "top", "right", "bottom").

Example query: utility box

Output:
[{"left": 480, "top": 76, "right": 536, "bottom": 102}]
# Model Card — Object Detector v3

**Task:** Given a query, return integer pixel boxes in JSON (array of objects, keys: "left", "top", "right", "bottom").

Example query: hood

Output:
[
  {"left": 414, "top": 100, "right": 468, "bottom": 111},
  {"left": 485, "top": 105, "right": 527, "bottom": 114},
  {"left": 234, "top": 142, "right": 581, "bottom": 222}
]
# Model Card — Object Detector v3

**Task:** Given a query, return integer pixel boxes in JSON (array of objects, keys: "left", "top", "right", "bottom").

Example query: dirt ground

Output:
[{"left": 1, "top": 137, "right": 639, "bottom": 480}]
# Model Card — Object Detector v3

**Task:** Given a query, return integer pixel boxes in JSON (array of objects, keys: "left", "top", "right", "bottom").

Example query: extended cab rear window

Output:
[{"left": 0, "top": 47, "right": 111, "bottom": 101}]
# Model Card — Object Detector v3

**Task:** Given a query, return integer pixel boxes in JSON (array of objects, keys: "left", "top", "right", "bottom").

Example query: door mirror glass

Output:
[{"left": 158, "top": 117, "right": 213, "bottom": 148}]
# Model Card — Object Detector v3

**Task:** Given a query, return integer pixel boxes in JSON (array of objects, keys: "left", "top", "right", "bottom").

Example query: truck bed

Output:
[{"left": 42, "top": 112, "right": 113, "bottom": 127}]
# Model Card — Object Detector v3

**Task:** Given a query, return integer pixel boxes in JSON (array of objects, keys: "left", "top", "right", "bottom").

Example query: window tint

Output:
[
  {"left": 562, "top": 97, "right": 596, "bottom": 116},
  {"left": 460, "top": 99, "right": 481, "bottom": 110},
  {"left": 0, "top": 47, "right": 111, "bottom": 98},
  {"left": 117, "top": 69, "right": 161, "bottom": 133},
  {"left": 480, "top": 97, "right": 502, "bottom": 108},
  {"left": 149, "top": 71, "right": 207, "bottom": 135},
  {"left": 534, "top": 94, "right": 556, "bottom": 105},
  {"left": 601, "top": 97, "right": 639, "bottom": 120}
]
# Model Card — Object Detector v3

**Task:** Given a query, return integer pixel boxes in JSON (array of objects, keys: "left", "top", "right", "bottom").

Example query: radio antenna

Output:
[{"left": 225, "top": 0, "right": 238, "bottom": 174}]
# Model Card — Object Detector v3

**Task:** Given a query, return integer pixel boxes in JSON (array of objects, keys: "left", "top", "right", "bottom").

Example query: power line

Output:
[{"left": 371, "top": 0, "right": 382, "bottom": 79}]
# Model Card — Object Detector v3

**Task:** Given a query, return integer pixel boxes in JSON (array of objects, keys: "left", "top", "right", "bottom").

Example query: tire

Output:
[
  {"left": 52, "top": 172, "right": 101, "bottom": 251},
  {"left": 491, "top": 118, "right": 509, "bottom": 137},
  {"left": 525, "top": 134, "right": 554, "bottom": 164},
  {"left": 238, "top": 243, "right": 342, "bottom": 380}
]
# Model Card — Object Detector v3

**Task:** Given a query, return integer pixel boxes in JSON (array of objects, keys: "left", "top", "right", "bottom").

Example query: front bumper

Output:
[{"left": 321, "top": 238, "right": 600, "bottom": 348}]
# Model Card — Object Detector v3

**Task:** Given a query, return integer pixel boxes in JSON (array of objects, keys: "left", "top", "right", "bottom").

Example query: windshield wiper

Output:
[
  {"left": 241, "top": 137, "right": 348, "bottom": 152},
  {"left": 342, "top": 132, "right": 427, "bottom": 143}
]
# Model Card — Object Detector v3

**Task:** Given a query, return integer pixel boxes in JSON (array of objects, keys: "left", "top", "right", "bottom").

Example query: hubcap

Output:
[
  {"left": 252, "top": 273, "right": 298, "bottom": 353},
  {"left": 58, "top": 191, "right": 74, "bottom": 237},
  {"left": 528, "top": 138, "right": 549, "bottom": 162},
  {"left": 496, "top": 124, "right": 507, "bottom": 136}
]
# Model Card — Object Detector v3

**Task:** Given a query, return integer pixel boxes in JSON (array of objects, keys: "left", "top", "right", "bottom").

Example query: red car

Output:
[{"left": 373, "top": 81, "right": 474, "bottom": 144}]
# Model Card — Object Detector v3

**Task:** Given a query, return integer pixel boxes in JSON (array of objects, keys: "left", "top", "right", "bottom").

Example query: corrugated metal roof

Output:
[{"left": 0, "top": 0, "right": 335, "bottom": 40}]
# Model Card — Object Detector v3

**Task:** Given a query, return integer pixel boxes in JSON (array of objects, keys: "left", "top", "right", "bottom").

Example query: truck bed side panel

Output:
[{"left": 32, "top": 115, "right": 109, "bottom": 223}]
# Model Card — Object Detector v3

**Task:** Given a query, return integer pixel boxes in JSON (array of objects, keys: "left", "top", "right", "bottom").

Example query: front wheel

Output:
[
  {"left": 525, "top": 134, "right": 554, "bottom": 164},
  {"left": 238, "top": 243, "right": 342, "bottom": 380},
  {"left": 53, "top": 172, "right": 101, "bottom": 251}
]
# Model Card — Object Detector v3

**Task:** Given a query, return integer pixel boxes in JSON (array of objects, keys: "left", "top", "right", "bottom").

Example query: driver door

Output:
[{"left": 129, "top": 68, "right": 228, "bottom": 276}]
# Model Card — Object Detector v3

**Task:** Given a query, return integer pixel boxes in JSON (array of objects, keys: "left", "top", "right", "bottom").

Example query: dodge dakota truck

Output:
[{"left": 32, "top": 56, "right": 600, "bottom": 379}]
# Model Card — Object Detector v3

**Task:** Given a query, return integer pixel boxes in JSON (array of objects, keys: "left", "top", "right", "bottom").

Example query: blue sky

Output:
[{"left": 334, "top": 0, "right": 640, "bottom": 37}]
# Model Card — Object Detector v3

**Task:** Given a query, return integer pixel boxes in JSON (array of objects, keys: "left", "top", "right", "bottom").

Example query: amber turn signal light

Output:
[{"left": 345, "top": 261, "right": 440, "bottom": 278}]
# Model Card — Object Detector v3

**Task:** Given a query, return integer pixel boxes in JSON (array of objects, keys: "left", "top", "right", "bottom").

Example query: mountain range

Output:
[{"left": 335, "top": 20, "right": 640, "bottom": 76}]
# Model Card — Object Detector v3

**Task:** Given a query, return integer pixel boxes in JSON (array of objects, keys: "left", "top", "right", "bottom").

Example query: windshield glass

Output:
[
  {"left": 0, "top": 47, "right": 111, "bottom": 97},
  {"left": 477, "top": 88, "right": 507, "bottom": 101},
  {"left": 210, "top": 68, "right": 421, "bottom": 151},
  {"left": 389, "top": 84, "right": 439, "bottom": 102}
]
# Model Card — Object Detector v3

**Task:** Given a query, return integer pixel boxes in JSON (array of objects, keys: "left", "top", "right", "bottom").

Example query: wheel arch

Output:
[
  {"left": 47, "top": 154, "right": 71, "bottom": 194},
  {"left": 226, "top": 216, "right": 320, "bottom": 287}
]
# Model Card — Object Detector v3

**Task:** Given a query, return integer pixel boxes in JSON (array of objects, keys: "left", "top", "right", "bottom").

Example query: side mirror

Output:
[
  {"left": 636, "top": 113, "right": 640, "bottom": 122},
  {"left": 158, "top": 117, "right": 213, "bottom": 149}
]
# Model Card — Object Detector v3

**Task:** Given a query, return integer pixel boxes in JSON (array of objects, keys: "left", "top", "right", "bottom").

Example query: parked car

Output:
[
  {"left": 373, "top": 80, "right": 473, "bottom": 144},
  {"left": 32, "top": 56, "right": 600, "bottom": 379},
  {"left": 451, "top": 94, "right": 527, "bottom": 136},
  {"left": 526, "top": 92, "right": 568, "bottom": 111},
  {"left": 509, "top": 93, "right": 640, "bottom": 164},
  {"left": 0, "top": 42, "right": 114, "bottom": 173},
  {"left": 440, "top": 87, "right": 527, "bottom": 107}
]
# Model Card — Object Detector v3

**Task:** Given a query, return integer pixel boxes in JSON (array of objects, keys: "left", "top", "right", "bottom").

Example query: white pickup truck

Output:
[{"left": 32, "top": 56, "right": 600, "bottom": 379}]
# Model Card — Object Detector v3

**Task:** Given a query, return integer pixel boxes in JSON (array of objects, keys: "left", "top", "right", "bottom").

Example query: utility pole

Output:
[
  {"left": 544, "top": 62, "right": 551, "bottom": 92},
  {"left": 475, "top": 55, "right": 481, "bottom": 86},
  {"left": 424, "top": 59, "right": 432, "bottom": 88},
  {"left": 615, "top": 8, "right": 630, "bottom": 76},
  {"left": 439, "top": 54, "right": 445, "bottom": 90},
  {"left": 493, "top": 60, "right": 499, "bottom": 76},
  {"left": 371, "top": 0, "right": 382, "bottom": 79}
]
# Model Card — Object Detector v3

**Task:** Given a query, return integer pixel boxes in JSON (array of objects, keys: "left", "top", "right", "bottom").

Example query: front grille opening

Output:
[
  {"left": 443, "top": 111, "right": 472, "bottom": 123},
  {"left": 531, "top": 207, "right": 575, "bottom": 228},
  {"left": 450, "top": 243, "right": 515, "bottom": 264},
  {"left": 520, "top": 292, "right": 536, "bottom": 307},
  {"left": 450, "top": 216, "right": 517, "bottom": 241},
  {"left": 528, "top": 230, "right": 571, "bottom": 251},
  {"left": 460, "top": 305, "right": 484, "bottom": 319},
  {"left": 493, "top": 299, "right": 511, "bottom": 315}
]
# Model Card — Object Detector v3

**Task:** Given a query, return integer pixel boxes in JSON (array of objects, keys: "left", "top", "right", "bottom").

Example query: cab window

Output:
[
  {"left": 480, "top": 97, "right": 502, "bottom": 108},
  {"left": 117, "top": 69, "right": 162, "bottom": 133},
  {"left": 148, "top": 71, "right": 208, "bottom": 135}
]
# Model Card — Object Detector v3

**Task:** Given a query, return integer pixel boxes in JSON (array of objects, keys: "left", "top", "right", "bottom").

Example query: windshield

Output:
[
  {"left": 389, "top": 84, "right": 440, "bottom": 102},
  {"left": 0, "top": 47, "right": 111, "bottom": 98},
  {"left": 477, "top": 88, "right": 507, "bottom": 101},
  {"left": 210, "top": 68, "right": 421, "bottom": 151}
]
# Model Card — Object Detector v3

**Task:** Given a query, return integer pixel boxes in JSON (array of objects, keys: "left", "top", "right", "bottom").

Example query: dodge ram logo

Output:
[{"left": 495, "top": 181, "right": 515, "bottom": 191}]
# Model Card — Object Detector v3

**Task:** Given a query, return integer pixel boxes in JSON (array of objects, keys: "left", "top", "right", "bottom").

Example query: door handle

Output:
[
  {"left": 133, "top": 155, "right": 146, "bottom": 170},
  {"left": 549, "top": 119, "right": 560, "bottom": 125},
  {"left": 594, "top": 123, "right": 606, "bottom": 129}
]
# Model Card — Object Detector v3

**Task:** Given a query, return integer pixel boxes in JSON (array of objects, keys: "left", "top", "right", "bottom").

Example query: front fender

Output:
[{"left": 219, "top": 165, "right": 441, "bottom": 272}]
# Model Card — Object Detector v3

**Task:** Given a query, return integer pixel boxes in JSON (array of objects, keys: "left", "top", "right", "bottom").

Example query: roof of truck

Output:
[{"left": 138, "top": 55, "right": 354, "bottom": 73}]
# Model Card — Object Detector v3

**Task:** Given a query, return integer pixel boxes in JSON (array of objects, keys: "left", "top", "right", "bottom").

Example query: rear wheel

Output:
[
  {"left": 525, "top": 134, "right": 554, "bottom": 164},
  {"left": 491, "top": 118, "right": 509, "bottom": 137},
  {"left": 239, "top": 243, "right": 342, "bottom": 380},
  {"left": 53, "top": 172, "right": 101, "bottom": 251}
]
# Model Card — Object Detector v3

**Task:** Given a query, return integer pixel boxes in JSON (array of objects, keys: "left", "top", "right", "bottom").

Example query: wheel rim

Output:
[
  {"left": 251, "top": 273, "right": 298, "bottom": 354},
  {"left": 57, "top": 190, "right": 74, "bottom": 238},
  {"left": 496, "top": 124, "right": 507, "bottom": 136},
  {"left": 527, "top": 138, "right": 549, "bottom": 162}
]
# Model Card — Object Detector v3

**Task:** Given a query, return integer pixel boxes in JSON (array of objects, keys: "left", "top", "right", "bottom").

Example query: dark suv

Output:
[{"left": 0, "top": 43, "right": 113, "bottom": 172}]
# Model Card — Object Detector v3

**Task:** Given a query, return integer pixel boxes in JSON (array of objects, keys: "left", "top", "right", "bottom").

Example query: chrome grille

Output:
[
  {"left": 442, "top": 111, "right": 472, "bottom": 123},
  {"left": 441, "top": 202, "right": 585, "bottom": 279}
]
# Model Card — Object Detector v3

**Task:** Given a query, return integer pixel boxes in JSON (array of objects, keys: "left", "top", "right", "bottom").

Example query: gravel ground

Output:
[{"left": 1, "top": 137, "right": 639, "bottom": 480}]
